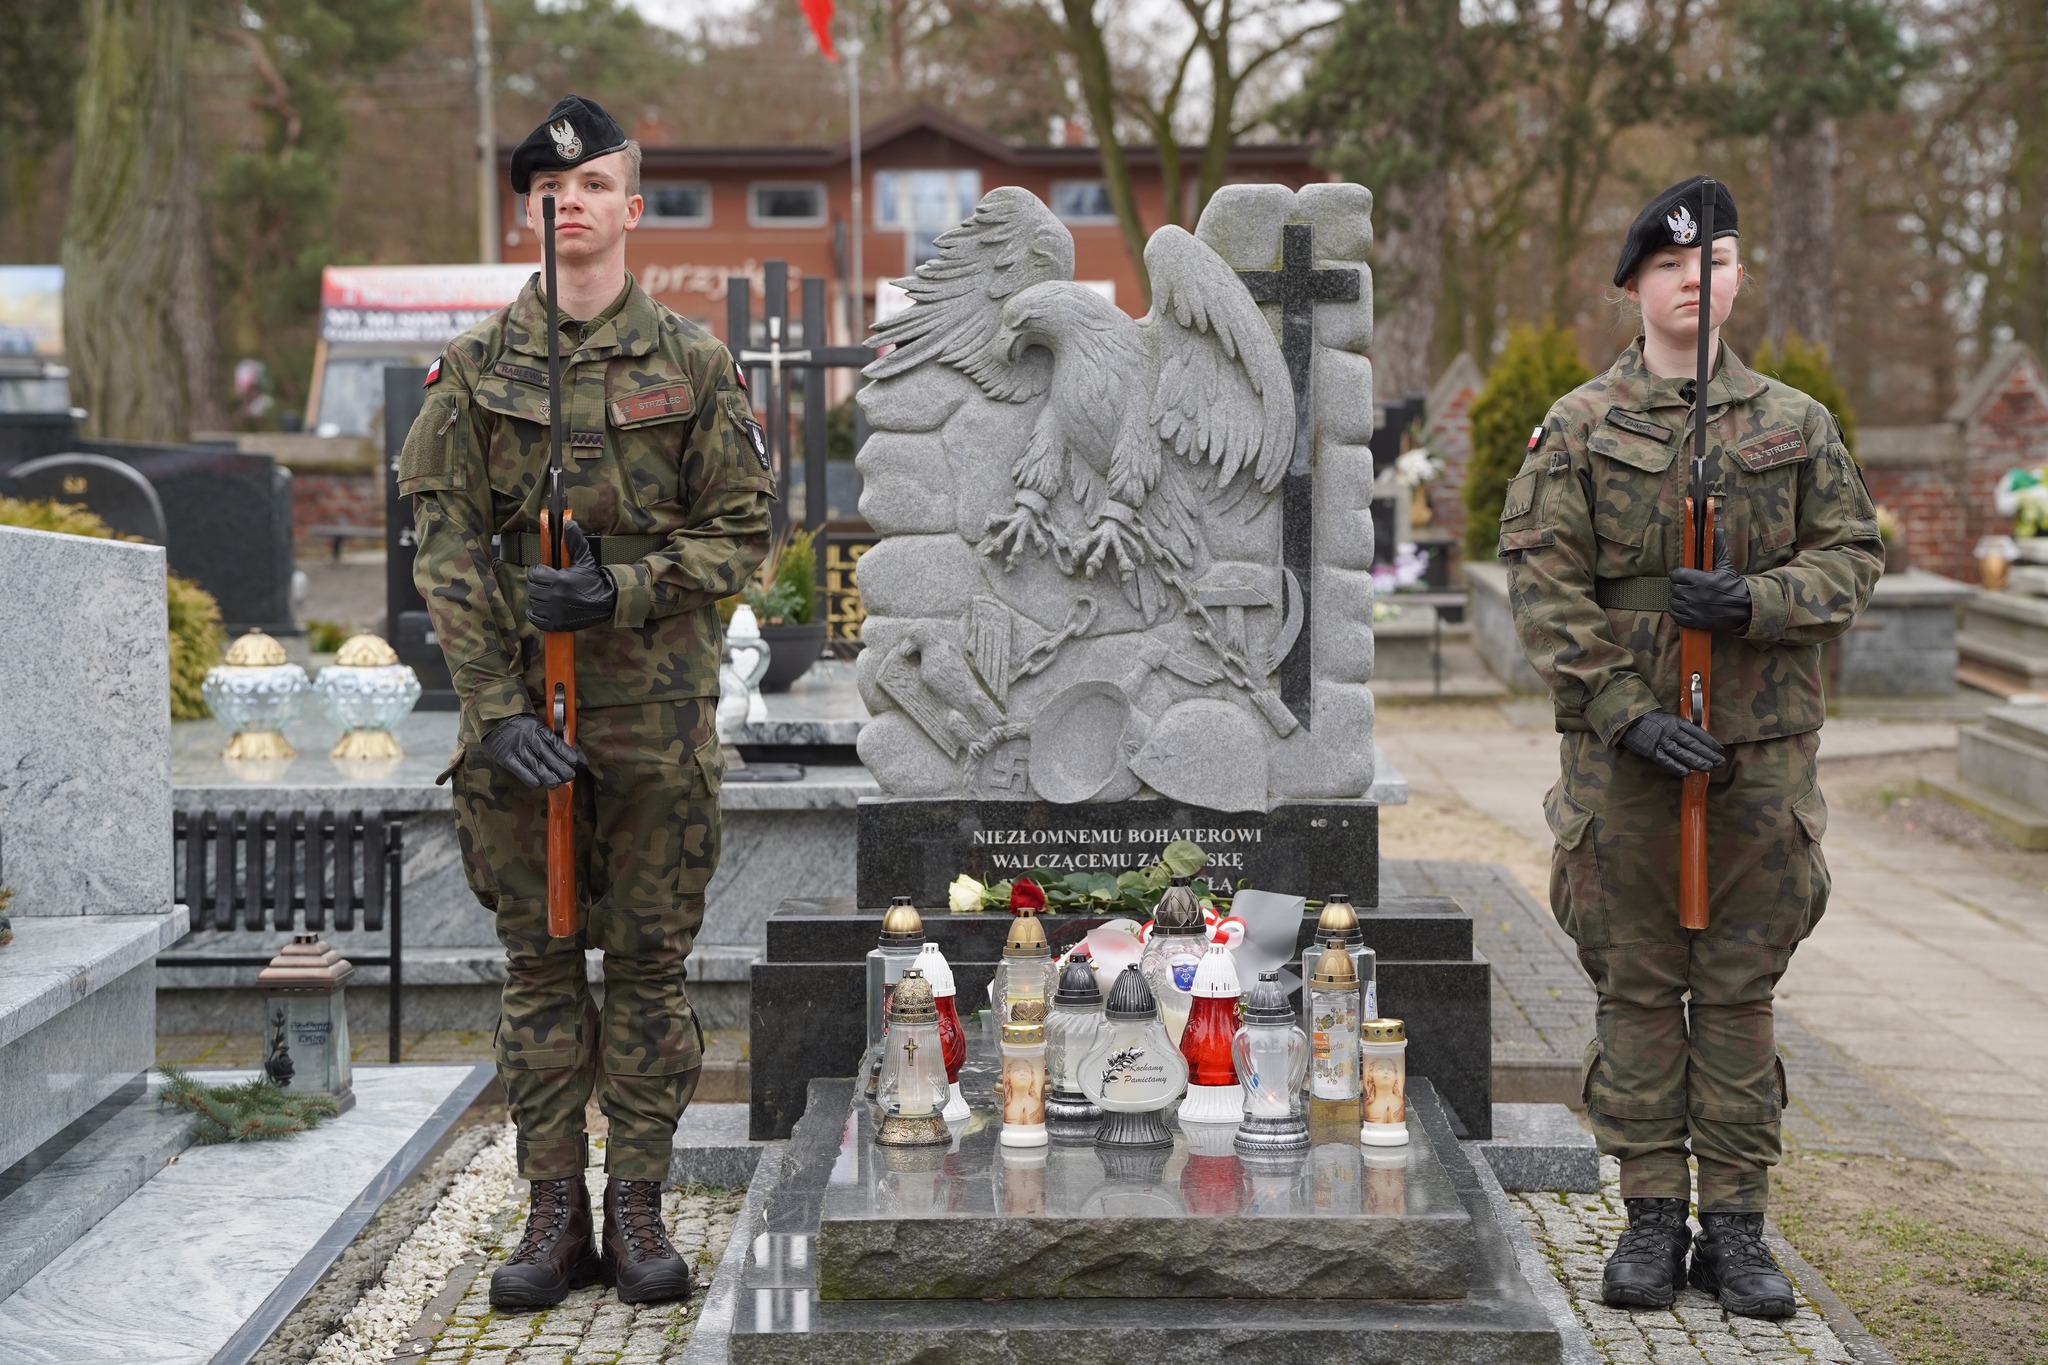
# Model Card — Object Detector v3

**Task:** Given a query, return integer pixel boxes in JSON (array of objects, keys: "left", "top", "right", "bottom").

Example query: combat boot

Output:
[
  {"left": 490, "top": 1176, "right": 603, "bottom": 1310},
  {"left": 602, "top": 1178, "right": 694, "bottom": 1305},
  {"left": 1690, "top": 1212, "right": 1796, "bottom": 1319},
  {"left": 1601, "top": 1197, "right": 1692, "bottom": 1308}
]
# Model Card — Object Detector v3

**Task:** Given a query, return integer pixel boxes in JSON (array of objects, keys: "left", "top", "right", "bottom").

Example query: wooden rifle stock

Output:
[
  {"left": 1679, "top": 500, "right": 1713, "bottom": 931},
  {"left": 540, "top": 196, "right": 577, "bottom": 940},
  {"left": 1679, "top": 179, "right": 1719, "bottom": 934}
]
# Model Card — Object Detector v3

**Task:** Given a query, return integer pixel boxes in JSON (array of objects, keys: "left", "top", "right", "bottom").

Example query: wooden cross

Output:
[{"left": 1235, "top": 223, "right": 1361, "bottom": 727}]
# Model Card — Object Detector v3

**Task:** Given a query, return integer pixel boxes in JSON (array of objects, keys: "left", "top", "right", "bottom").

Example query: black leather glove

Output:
[
  {"left": 526, "top": 522, "right": 618, "bottom": 632},
  {"left": 482, "top": 713, "right": 583, "bottom": 789},
  {"left": 1670, "top": 529, "right": 1751, "bottom": 633},
  {"left": 1619, "top": 710, "right": 1726, "bottom": 777}
]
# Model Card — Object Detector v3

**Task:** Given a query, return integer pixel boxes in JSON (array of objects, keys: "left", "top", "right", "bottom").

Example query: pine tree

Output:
[{"left": 1462, "top": 325, "right": 1591, "bottom": 561}]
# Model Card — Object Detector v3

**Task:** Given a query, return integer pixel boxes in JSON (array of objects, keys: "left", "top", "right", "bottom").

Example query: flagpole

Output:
[{"left": 846, "top": 35, "right": 865, "bottom": 342}]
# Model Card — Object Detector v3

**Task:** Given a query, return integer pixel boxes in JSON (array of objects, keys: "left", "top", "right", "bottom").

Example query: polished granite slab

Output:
[
  {"left": 0, "top": 1065, "right": 481, "bottom": 1365},
  {"left": 0, "top": 912, "right": 187, "bottom": 1051},
  {"left": 812, "top": 1044, "right": 1472, "bottom": 1301},
  {"left": 719, "top": 1076, "right": 1560, "bottom": 1365}
]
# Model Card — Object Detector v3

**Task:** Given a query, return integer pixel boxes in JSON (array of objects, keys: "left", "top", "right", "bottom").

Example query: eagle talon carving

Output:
[{"left": 979, "top": 502, "right": 1064, "bottom": 570}]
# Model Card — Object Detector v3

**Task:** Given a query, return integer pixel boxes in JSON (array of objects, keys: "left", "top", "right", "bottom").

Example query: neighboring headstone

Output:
[
  {"left": 1464, "top": 561, "right": 1546, "bottom": 694},
  {"left": 381, "top": 366, "right": 455, "bottom": 705},
  {"left": 1832, "top": 569, "right": 1974, "bottom": 695},
  {"left": 1923, "top": 700, "right": 2048, "bottom": 848},
  {"left": 0, "top": 410, "right": 81, "bottom": 466},
  {"left": 1423, "top": 352, "right": 1483, "bottom": 544},
  {"left": 854, "top": 184, "right": 1376, "bottom": 820},
  {"left": 76, "top": 438, "right": 297, "bottom": 634},
  {"left": 1, "top": 452, "right": 168, "bottom": 543}
]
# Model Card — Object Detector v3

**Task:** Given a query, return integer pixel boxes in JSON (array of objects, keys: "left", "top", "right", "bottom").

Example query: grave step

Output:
[
  {"left": 668, "top": 1101, "right": 774, "bottom": 1189},
  {"left": 1917, "top": 772, "right": 2048, "bottom": 850},
  {"left": 1981, "top": 703, "right": 2048, "bottom": 752},
  {"left": 1955, "top": 633, "right": 2048, "bottom": 694},
  {"left": 1960, "top": 721, "right": 2048, "bottom": 814},
  {"left": 1470, "top": 1103, "right": 1599, "bottom": 1194}
]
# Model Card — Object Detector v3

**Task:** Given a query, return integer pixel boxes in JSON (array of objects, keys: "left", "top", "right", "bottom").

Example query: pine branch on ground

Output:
[{"left": 159, "top": 1064, "right": 338, "bottom": 1143}]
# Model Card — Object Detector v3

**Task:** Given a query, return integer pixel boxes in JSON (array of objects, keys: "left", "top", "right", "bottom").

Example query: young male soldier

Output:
[
  {"left": 398, "top": 94, "right": 774, "bottom": 1310},
  {"left": 1500, "top": 178, "right": 1881, "bottom": 1317}
]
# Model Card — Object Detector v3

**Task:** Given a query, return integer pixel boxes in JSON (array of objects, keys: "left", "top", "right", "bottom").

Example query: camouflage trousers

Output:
[
  {"left": 1546, "top": 730, "right": 1829, "bottom": 1213},
  {"left": 452, "top": 698, "right": 723, "bottom": 1183}
]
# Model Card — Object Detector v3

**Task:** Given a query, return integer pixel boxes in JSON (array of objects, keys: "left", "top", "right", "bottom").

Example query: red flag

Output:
[{"left": 800, "top": 0, "right": 838, "bottom": 61}]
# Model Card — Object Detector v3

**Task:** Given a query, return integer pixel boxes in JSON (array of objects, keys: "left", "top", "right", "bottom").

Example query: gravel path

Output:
[{"left": 1512, "top": 1157, "right": 1860, "bottom": 1365}]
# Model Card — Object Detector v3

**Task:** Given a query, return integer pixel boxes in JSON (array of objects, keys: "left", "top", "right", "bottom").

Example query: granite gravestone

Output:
[
  {"left": 1, "top": 453, "right": 168, "bottom": 544},
  {"left": 853, "top": 184, "right": 1378, "bottom": 893}
]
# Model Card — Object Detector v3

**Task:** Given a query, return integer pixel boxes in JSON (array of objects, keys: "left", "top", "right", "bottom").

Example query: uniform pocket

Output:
[
  {"left": 1545, "top": 782, "right": 1602, "bottom": 949},
  {"left": 1791, "top": 786, "right": 1828, "bottom": 842},
  {"left": 692, "top": 731, "right": 727, "bottom": 796},
  {"left": 397, "top": 392, "right": 470, "bottom": 495}
]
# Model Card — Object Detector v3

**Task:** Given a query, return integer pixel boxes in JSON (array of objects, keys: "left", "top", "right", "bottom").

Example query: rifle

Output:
[
  {"left": 540, "top": 194, "right": 579, "bottom": 940},
  {"left": 1679, "top": 184, "right": 1718, "bottom": 933}
]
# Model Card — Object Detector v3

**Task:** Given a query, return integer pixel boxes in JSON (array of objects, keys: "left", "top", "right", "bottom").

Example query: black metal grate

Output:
[{"left": 162, "top": 809, "right": 405, "bottom": 1062}]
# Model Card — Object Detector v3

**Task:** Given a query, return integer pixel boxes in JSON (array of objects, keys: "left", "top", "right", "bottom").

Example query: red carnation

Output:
[{"left": 1009, "top": 877, "right": 1047, "bottom": 914}]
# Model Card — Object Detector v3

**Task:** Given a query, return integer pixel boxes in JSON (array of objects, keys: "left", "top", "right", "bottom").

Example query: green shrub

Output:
[
  {"left": 306, "top": 619, "right": 349, "bottom": 654},
  {"left": 0, "top": 496, "right": 225, "bottom": 719},
  {"left": 775, "top": 527, "right": 818, "bottom": 625},
  {"left": 1462, "top": 324, "right": 1592, "bottom": 561},
  {"left": 1753, "top": 333, "right": 1857, "bottom": 461}
]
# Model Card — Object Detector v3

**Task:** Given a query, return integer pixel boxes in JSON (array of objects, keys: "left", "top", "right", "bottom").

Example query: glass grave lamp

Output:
[
  {"left": 864, "top": 896, "right": 925, "bottom": 1097},
  {"left": 722, "top": 603, "right": 772, "bottom": 724},
  {"left": 916, "top": 941, "right": 971, "bottom": 1122},
  {"left": 875, "top": 968, "right": 951, "bottom": 1146},
  {"left": 999, "top": 1020, "right": 1049, "bottom": 1147},
  {"left": 257, "top": 932, "right": 356, "bottom": 1112},
  {"left": 1078, "top": 964, "right": 1188, "bottom": 1150},
  {"left": 993, "top": 909, "right": 1054, "bottom": 1031},
  {"left": 1302, "top": 892, "right": 1377, "bottom": 1022},
  {"left": 1360, "top": 1017, "right": 1411, "bottom": 1146},
  {"left": 1232, "top": 969, "right": 1310, "bottom": 1156},
  {"left": 1140, "top": 876, "right": 1208, "bottom": 1044},
  {"left": 1178, "top": 940, "right": 1245, "bottom": 1124},
  {"left": 312, "top": 633, "right": 422, "bottom": 762},
  {"left": 1045, "top": 958, "right": 1106, "bottom": 1127},
  {"left": 204, "top": 630, "right": 310, "bottom": 762},
  {"left": 1308, "top": 944, "right": 1363, "bottom": 1106}
]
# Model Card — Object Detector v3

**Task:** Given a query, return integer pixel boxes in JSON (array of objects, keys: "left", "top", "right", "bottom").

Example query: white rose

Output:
[{"left": 948, "top": 874, "right": 985, "bottom": 915}]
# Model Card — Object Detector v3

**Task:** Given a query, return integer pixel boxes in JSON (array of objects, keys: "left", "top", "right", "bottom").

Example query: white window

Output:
[
  {"left": 642, "top": 181, "right": 711, "bottom": 226},
  {"left": 750, "top": 182, "right": 827, "bottom": 226},
  {"left": 1051, "top": 180, "right": 1116, "bottom": 224},
  {"left": 873, "top": 169, "right": 983, "bottom": 268}
]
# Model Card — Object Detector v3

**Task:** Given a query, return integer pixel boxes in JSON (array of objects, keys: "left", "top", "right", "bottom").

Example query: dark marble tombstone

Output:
[
  {"left": 0, "top": 411, "right": 82, "bottom": 467},
  {"left": 75, "top": 438, "right": 296, "bottom": 635},
  {"left": 1, "top": 453, "right": 168, "bottom": 544}
]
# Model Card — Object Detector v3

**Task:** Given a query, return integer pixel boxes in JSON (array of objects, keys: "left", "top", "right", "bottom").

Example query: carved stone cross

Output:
[{"left": 1235, "top": 223, "right": 1361, "bottom": 726}]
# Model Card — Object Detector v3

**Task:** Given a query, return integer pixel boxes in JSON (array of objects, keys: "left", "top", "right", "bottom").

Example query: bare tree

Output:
[{"left": 63, "top": 0, "right": 196, "bottom": 442}]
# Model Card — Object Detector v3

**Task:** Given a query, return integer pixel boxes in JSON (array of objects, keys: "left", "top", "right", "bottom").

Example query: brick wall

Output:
[
  {"left": 291, "top": 473, "right": 385, "bottom": 556},
  {"left": 1862, "top": 458, "right": 1970, "bottom": 578}
]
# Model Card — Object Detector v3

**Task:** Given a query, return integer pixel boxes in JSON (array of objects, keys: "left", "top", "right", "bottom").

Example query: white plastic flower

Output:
[{"left": 1394, "top": 448, "right": 1443, "bottom": 489}]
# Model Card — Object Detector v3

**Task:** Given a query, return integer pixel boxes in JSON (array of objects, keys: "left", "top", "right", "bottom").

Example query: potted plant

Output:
[{"left": 738, "top": 527, "right": 826, "bottom": 691}]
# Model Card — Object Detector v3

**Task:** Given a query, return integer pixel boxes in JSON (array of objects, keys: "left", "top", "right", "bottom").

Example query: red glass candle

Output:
[
  {"left": 935, "top": 991, "right": 967, "bottom": 1082},
  {"left": 1180, "top": 992, "right": 1240, "bottom": 1087}
]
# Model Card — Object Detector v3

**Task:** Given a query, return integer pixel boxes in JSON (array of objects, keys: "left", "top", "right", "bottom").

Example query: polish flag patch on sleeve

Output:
[{"left": 423, "top": 357, "right": 443, "bottom": 388}]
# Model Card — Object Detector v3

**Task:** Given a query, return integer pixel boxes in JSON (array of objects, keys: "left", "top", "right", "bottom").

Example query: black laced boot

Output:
[
  {"left": 1690, "top": 1212, "right": 1796, "bottom": 1318},
  {"left": 602, "top": 1178, "right": 694, "bottom": 1305},
  {"left": 1601, "top": 1197, "right": 1692, "bottom": 1308},
  {"left": 489, "top": 1176, "right": 602, "bottom": 1309}
]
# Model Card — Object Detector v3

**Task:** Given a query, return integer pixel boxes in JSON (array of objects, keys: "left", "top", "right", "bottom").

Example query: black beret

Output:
[
  {"left": 1613, "top": 176, "right": 1740, "bottom": 287},
  {"left": 509, "top": 94, "right": 629, "bottom": 195}
]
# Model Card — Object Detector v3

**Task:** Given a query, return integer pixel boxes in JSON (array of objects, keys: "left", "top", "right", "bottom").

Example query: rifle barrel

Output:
[
  {"left": 542, "top": 195, "right": 564, "bottom": 566},
  {"left": 1693, "top": 184, "right": 1715, "bottom": 570}
]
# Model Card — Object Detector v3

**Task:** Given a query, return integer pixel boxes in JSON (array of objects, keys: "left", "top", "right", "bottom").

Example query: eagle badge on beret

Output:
[
  {"left": 1665, "top": 204, "right": 1699, "bottom": 245},
  {"left": 548, "top": 119, "right": 582, "bottom": 160}
]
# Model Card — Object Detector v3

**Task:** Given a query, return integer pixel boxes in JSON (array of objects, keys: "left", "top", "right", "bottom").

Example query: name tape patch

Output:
[
  {"left": 609, "top": 382, "right": 695, "bottom": 426},
  {"left": 1602, "top": 409, "right": 1675, "bottom": 443},
  {"left": 493, "top": 359, "right": 547, "bottom": 387},
  {"left": 1738, "top": 427, "right": 1808, "bottom": 470}
]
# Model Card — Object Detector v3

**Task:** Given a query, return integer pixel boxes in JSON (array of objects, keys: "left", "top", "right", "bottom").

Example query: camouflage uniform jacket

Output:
[
  {"left": 398, "top": 274, "right": 774, "bottom": 741},
  {"left": 1500, "top": 340, "right": 1882, "bottom": 744}
]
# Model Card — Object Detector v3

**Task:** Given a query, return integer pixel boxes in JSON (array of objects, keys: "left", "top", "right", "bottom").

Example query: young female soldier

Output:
[{"left": 1499, "top": 177, "right": 1881, "bottom": 1317}]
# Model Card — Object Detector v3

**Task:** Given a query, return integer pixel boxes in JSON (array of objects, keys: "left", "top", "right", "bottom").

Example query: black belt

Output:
[
  {"left": 492, "top": 531, "right": 663, "bottom": 567},
  {"left": 1594, "top": 576, "right": 1671, "bottom": 612}
]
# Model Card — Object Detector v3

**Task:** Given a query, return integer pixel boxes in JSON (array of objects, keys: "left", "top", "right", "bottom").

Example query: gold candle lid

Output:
[
  {"left": 1001, "top": 1020, "right": 1046, "bottom": 1046},
  {"left": 1315, "top": 893, "right": 1361, "bottom": 944},
  {"left": 333, "top": 633, "right": 400, "bottom": 667},
  {"left": 880, "top": 896, "right": 925, "bottom": 948},
  {"left": 224, "top": 630, "right": 289, "bottom": 667},
  {"left": 1310, "top": 942, "right": 1359, "bottom": 989},
  {"left": 887, "top": 968, "right": 940, "bottom": 1024},
  {"left": 1363, "top": 1017, "right": 1406, "bottom": 1043},
  {"left": 1004, "top": 911, "right": 1049, "bottom": 957}
]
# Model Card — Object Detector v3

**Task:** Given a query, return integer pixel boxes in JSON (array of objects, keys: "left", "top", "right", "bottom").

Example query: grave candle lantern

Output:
[
  {"left": 1046, "top": 958, "right": 1106, "bottom": 1124},
  {"left": 864, "top": 896, "right": 925, "bottom": 1097},
  {"left": 204, "top": 630, "right": 310, "bottom": 762},
  {"left": 1360, "top": 1017, "right": 1411, "bottom": 1146},
  {"left": 876, "top": 968, "right": 951, "bottom": 1147},
  {"left": 1079, "top": 964, "right": 1188, "bottom": 1150},
  {"left": 916, "top": 941, "right": 971, "bottom": 1122},
  {"left": 256, "top": 932, "right": 355, "bottom": 1111},
  {"left": 1232, "top": 969, "right": 1310, "bottom": 1155},
  {"left": 312, "top": 634, "right": 421, "bottom": 761},
  {"left": 999, "top": 1020, "right": 1049, "bottom": 1147},
  {"left": 1177, "top": 941, "right": 1245, "bottom": 1124},
  {"left": 1301, "top": 892, "right": 1376, "bottom": 1022},
  {"left": 1140, "top": 876, "right": 1208, "bottom": 1044},
  {"left": 1309, "top": 944, "right": 1362, "bottom": 1103},
  {"left": 993, "top": 910, "right": 1054, "bottom": 1030}
]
